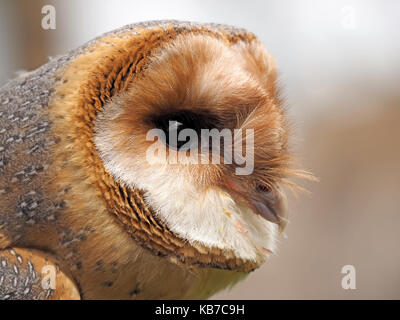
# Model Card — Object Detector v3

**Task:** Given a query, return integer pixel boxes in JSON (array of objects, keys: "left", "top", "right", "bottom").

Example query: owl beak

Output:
[
  {"left": 249, "top": 189, "right": 288, "bottom": 234},
  {"left": 224, "top": 179, "right": 288, "bottom": 233}
]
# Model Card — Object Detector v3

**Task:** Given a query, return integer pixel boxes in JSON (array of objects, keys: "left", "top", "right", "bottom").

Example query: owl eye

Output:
[
  {"left": 165, "top": 120, "right": 188, "bottom": 150},
  {"left": 256, "top": 184, "right": 272, "bottom": 194},
  {"left": 152, "top": 111, "right": 221, "bottom": 151},
  {"left": 153, "top": 111, "right": 201, "bottom": 150}
]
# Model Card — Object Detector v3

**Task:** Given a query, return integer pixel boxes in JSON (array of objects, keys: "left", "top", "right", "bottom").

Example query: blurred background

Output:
[{"left": 0, "top": 0, "right": 399, "bottom": 299}]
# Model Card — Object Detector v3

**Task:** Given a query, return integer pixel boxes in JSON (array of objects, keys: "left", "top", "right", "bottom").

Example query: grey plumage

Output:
[
  {"left": 0, "top": 21, "right": 256, "bottom": 300},
  {"left": 0, "top": 19, "right": 246, "bottom": 244}
]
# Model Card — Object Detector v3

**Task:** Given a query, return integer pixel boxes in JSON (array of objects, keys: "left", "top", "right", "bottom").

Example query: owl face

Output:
[{"left": 94, "top": 33, "right": 291, "bottom": 266}]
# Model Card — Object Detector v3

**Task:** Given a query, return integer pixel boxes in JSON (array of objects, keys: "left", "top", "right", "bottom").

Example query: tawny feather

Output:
[{"left": 0, "top": 20, "right": 310, "bottom": 299}]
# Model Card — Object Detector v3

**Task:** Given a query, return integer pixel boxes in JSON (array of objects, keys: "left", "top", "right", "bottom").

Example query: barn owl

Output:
[{"left": 0, "top": 20, "right": 303, "bottom": 300}]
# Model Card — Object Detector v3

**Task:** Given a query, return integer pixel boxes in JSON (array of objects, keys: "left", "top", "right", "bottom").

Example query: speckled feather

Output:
[{"left": 0, "top": 21, "right": 262, "bottom": 300}]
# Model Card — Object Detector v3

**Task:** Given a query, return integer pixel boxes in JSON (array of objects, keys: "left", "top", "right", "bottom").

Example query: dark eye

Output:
[
  {"left": 256, "top": 184, "right": 272, "bottom": 193},
  {"left": 153, "top": 111, "right": 217, "bottom": 150}
]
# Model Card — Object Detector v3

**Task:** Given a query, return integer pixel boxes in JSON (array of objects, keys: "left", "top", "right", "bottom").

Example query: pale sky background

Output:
[{"left": 0, "top": 0, "right": 399, "bottom": 299}]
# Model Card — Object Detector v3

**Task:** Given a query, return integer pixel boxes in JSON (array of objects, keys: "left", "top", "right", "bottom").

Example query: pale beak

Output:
[{"left": 224, "top": 179, "right": 288, "bottom": 233}]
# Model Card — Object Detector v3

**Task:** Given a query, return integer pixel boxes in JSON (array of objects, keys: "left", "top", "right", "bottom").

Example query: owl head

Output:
[{"left": 52, "top": 23, "right": 304, "bottom": 273}]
